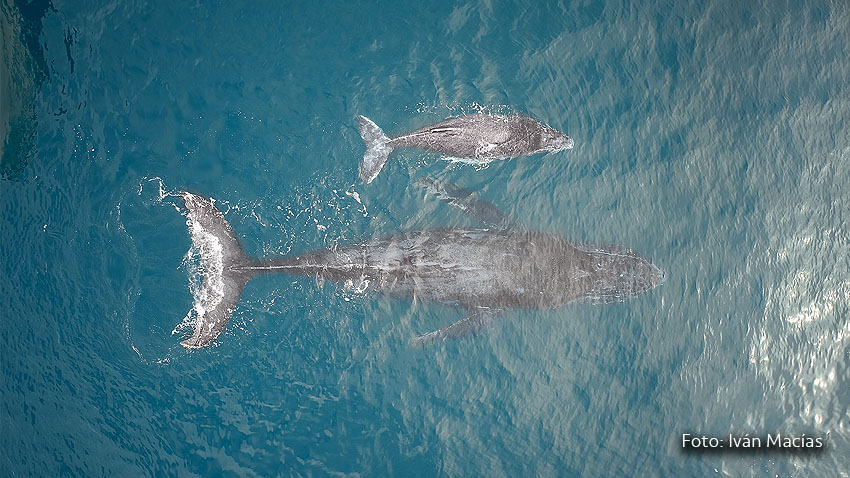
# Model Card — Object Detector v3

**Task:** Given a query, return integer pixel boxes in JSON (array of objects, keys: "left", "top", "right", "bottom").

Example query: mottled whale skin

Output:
[
  {"left": 357, "top": 113, "right": 574, "bottom": 183},
  {"left": 178, "top": 189, "right": 663, "bottom": 349},
  {"left": 262, "top": 229, "right": 663, "bottom": 309}
]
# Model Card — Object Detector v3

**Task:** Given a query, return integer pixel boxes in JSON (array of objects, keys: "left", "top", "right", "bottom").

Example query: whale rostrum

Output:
[
  {"left": 357, "top": 113, "right": 574, "bottom": 184},
  {"left": 178, "top": 184, "right": 663, "bottom": 349}
]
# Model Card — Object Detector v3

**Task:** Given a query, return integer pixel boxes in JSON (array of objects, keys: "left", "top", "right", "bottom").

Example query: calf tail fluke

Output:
[
  {"left": 179, "top": 192, "right": 255, "bottom": 349},
  {"left": 357, "top": 115, "right": 393, "bottom": 184}
]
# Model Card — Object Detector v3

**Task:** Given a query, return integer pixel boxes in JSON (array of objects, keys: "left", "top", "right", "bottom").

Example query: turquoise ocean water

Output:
[{"left": 2, "top": 0, "right": 850, "bottom": 476}]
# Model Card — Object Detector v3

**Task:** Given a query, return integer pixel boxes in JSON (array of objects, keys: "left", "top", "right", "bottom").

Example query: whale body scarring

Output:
[{"left": 357, "top": 113, "right": 574, "bottom": 183}]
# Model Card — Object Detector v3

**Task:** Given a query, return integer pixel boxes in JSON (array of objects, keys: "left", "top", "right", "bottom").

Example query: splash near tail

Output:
[
  {"left": 179, "top": 192, "right": 255, "bottom": 349},
  {"left": 357, "top": 115, "right": 393, "bottom": 184}
]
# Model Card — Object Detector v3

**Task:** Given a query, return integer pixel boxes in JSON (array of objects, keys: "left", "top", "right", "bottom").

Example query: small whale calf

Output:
[
  {"left": 357, "top": 113, "right": 574, "bottom": 183},
  {"left": 177, "top": 182, "right": 663, "bottom": 349}
]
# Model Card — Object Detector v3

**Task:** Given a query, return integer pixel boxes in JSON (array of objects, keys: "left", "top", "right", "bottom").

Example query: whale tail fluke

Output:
[
  {"left": 357, "top": 115, "right": 393, "bottom": 184},
  {"left": 179, "top": 192, "right": 256, "bottom": 349}
]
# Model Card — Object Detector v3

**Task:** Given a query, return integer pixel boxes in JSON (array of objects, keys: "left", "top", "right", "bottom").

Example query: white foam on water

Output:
[
  {"left": 408, "top": 102, "right": 514, "bottom": 116},
  {"left": 122, "top": 178, "right": 214, "bottom": 363},
  {"left": 172, "top": 194, "right": 226, "bottom": 338},
  {"left": 442, "top": 155, "right": 495, "bottom": 171},
  {"left": 344, "top": 186, "right": 368, "bottom": 217},
  {"left": 138, "top": 176, "right": 185, "bottom": 213},
  {"left": 344, "top": 275, "right": 370, "bottom": 294}
]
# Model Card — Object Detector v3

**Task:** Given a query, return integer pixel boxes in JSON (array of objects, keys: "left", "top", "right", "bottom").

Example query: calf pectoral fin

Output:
[
  {"left": 409, "top": 309, "right": 501, "bottom": 348},
  {"left": 415, "top": 176, "right": 514, "bottom": 230}
]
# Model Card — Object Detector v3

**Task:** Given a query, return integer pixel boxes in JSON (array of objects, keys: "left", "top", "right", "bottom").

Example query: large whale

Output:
[
  {"left": 178, "top": 183, "right": 663, "bottom": 349},
  {"left": 357, "top": 113, "right": 574, "bottom": 183}
]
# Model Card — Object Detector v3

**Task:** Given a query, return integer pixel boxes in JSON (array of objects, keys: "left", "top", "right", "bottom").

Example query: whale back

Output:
[
  {"left": 282, "top": 229, "right": 664, "bottom": 310},
  {"left": 390, "top": 114, "right": 544, "bottom": 158}
]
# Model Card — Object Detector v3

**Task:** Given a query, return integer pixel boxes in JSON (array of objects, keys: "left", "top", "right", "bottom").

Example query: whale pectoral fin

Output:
[
  {"left": 415, "top": 176, "right": 514, "bottom": 230},
  {"left": 409, "top": 309, "right": 501, "bottom": 348}
]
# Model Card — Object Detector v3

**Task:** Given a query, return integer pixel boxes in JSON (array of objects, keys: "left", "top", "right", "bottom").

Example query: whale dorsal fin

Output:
[{"left": 416, "top": 176, "right": 514, "bottom": 230}]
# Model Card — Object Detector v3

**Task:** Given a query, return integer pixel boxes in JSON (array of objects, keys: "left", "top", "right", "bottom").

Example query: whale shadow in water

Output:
[
  {"left": 1, "top": 0, "right": 53, "bottom": 179},
  {"left": 177, "top": 179, "right": 664, "bottom": 349}
]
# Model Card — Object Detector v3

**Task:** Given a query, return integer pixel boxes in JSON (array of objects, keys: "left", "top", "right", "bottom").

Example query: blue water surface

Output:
[{"left": 2, "top": 0, "right": 850, "bottom": 476}]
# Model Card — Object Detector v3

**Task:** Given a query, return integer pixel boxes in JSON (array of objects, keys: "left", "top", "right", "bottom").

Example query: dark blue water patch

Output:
[
  {"left": 9, "top": 0, "right": 53, "bottom": 77},
  {"left": 1, "top": 111, "right": 38, "bottom": 178}
]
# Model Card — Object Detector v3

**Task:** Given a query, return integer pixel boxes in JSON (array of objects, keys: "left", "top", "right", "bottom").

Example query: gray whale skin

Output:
[
  {"left": 177, "top": 189, "right": 664, "bottom": 349},
  {"left": 357, "top": 113, "right": 574, "bottom": 183}
]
